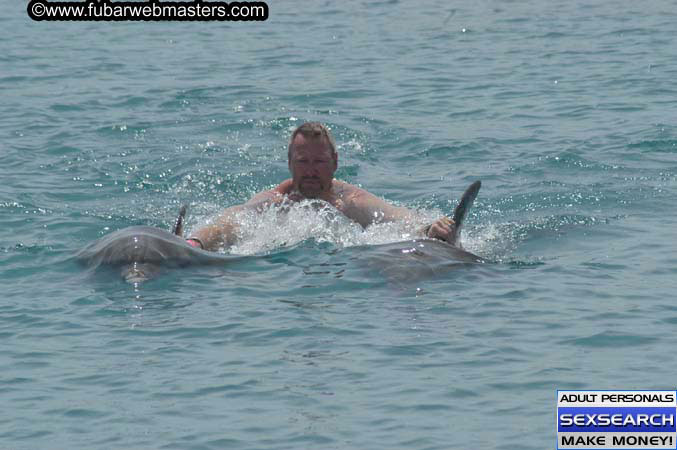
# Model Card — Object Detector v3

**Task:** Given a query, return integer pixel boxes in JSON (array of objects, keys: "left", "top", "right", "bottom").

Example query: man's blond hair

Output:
[{"left": 288, "top": 122, "right": 337, "bottom": 159}]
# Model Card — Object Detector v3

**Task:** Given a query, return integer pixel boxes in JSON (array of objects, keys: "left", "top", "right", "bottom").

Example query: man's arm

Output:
[
  {"left": 347, "top": 188, "right": 458, "bottom": 244},
  {"left": 343, "top": 188, "right": 413, "bottom": 227},
  {"left": 186, "top": 189, "right": 282, "bottom": 251}
]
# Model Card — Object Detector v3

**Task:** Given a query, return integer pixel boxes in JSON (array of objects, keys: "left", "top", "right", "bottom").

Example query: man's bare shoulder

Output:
[
  {"left": 273, "top": 179, "right": 293, "bottom": 194},
  {"left": 245, "top": 180, "right": 292, "bottom": 207},
  {"left": 332, "top": 180, "right": 369, "bottom": 200}
]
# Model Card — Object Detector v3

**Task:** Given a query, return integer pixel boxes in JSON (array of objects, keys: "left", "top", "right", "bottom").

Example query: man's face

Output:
[{"left": 288, "top": 134, "right": 337, "bottom": 198}]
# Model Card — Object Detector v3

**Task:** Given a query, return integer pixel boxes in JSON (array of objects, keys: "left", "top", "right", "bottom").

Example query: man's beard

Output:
[{"left": 298, "top": 178, "right": 324, "bottom": 197}]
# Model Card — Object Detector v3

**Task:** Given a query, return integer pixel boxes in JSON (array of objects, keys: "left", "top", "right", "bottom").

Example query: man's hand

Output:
[
  {"left": 186, "top": 238, "right": 204, "bottom": 249},
  {"left": 424, "top": 216, "right": 457, "bottom": 245}
]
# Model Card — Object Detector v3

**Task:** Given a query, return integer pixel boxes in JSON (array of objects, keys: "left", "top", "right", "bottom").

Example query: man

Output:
[{"left": 186, "top": 122, "right": 457, "bottom": 251}]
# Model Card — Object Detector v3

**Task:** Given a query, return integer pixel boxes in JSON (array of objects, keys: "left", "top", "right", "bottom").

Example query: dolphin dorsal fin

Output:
[
  {"left": 172, "top": 205, "right": 187, "bottom": 236},
  {"left": 451, "top": 181, "right": 481, "bottom": 243}
]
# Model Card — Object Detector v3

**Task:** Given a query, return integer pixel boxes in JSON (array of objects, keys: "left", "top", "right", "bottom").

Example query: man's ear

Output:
[{"left": 332, "top": 152, "right": 338, "bottom": 171}]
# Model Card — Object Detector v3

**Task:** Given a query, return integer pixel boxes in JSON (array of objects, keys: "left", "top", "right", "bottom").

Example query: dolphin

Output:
[
  {"left": 77, "top": 181, "right": 484, "bottom": 282},
  {"left": 376, "top": 180, "right": 484, "bottom": 264},
  {"left": 76, "top": 216, "right": 241, "bottom": 283}
]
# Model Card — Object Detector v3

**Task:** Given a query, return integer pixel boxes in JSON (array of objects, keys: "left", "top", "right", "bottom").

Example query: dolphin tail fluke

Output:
[
  {"left": 451, "top": 180, "right": 481, "bottom": 243},
  {"left": 172, "top": 205, "right": 187, "bottom": 236}
]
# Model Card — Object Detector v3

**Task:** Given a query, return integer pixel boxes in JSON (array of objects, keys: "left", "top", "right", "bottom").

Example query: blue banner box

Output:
[{"left": 558, "top": 407, "right": 676, "bottom": 433}]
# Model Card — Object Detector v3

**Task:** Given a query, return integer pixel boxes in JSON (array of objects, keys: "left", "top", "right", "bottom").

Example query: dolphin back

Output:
[{"left": 76, "top": 226, "right": 236, "bottom": 271}]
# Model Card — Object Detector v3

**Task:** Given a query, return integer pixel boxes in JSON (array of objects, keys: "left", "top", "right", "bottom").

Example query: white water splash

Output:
[{"left": 193, "top": 199, "right": 441, "bottom": 256}]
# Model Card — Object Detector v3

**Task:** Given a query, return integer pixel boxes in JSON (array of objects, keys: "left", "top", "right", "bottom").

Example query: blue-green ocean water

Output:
[{"left": 3, "top": 1, "right": 677, "bottom": 448}]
